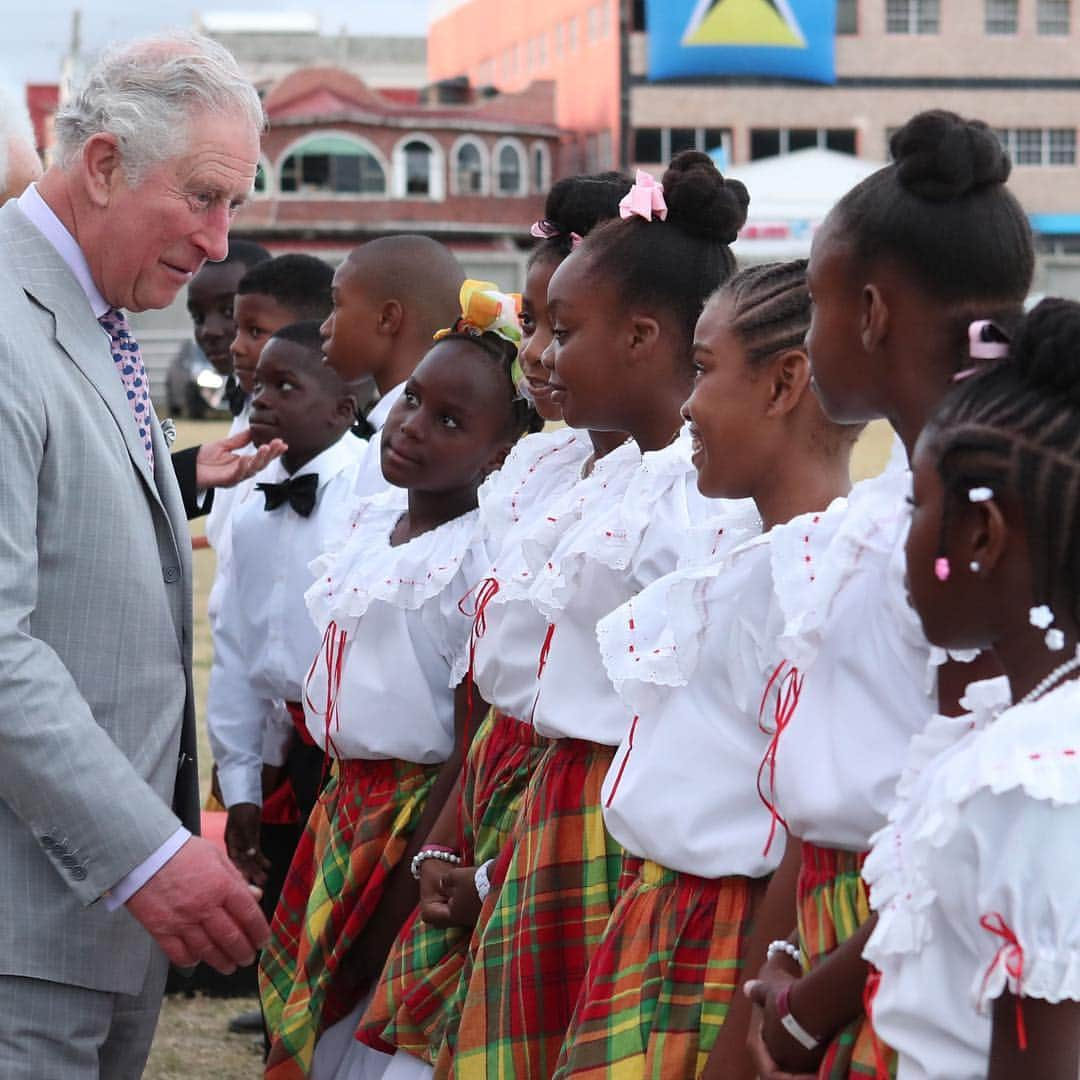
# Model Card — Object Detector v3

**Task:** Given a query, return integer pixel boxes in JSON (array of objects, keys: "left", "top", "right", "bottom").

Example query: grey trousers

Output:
[{"left": 0, "top": 951, "right": 169, "bottom": 1079}]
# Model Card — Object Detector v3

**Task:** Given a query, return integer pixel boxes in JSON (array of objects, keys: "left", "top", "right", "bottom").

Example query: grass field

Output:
[{"left": 143, "top": 416, "right": 896, "bottom": 1078}]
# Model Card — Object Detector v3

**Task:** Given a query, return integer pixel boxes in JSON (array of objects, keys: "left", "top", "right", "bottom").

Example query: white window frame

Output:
[
  {"left": 450, "top": 135, "right": 490, "bottom": 197},
  {"left": 392, "top": 133, "right": 445, "bottom": 201},
  {"left": 492, "top": 137, "right": 528, "bottom": 197}
]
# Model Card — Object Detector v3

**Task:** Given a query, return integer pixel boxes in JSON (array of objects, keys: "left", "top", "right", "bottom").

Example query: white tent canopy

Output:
[{"left": 725, "top": 147, "right": 885, "bottom": 260}]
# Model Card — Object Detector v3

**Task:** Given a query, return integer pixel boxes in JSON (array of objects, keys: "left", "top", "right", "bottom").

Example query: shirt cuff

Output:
[
  {"left": 104, "top": 827, "right": 191, "bottom": 910},
  {"left": 218, "top": 763, "right": 264, "bottom": 809}
]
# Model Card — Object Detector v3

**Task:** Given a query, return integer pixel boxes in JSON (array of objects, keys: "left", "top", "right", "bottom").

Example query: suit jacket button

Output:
[
  {"left": 70, "top": 867, "right": 87, "bottom": 881},
  {"left": 163, "top": 566, "right": 180, "bottom": 583}
]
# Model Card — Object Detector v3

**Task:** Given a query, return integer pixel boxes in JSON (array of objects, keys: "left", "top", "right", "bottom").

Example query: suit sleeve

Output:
[
  {"left": 0, "top": 330, "right": 182, "bottom": 904},
  {"left": 171, "top": 444, "right": 215, "bottom": 519}
]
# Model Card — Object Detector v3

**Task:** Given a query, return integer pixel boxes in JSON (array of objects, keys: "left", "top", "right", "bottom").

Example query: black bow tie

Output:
[
  {"left": 225, "top": 375, "right": 247, "bottom": 418},
  {"left": 256, "top": 473, "right": 319, "bottom": 517}
]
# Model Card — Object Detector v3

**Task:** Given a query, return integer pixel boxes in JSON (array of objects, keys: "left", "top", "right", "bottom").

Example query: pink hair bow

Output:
[
  {"left": 619, "top": 169, "right": 668, "bottom": 222},
  {"left": 530, "top": 219, "right": 584, "bottom": 247},
  {"left": 954, "top": 320, "right": 1010, "bottom": 381}
]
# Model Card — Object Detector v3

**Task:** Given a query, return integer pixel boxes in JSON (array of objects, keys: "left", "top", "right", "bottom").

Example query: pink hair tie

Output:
[
  {"left": 954, "top": 320, "right": 1010, "bottom": 382},
  {"left": 619, "top": 169, "right": 668, "bottom": 222},
  {"left": 530, "top": 219, "right": 561, "bottom": 239},
  {"left": 570, "top": 232, "right": 583, "bottom": 249}
]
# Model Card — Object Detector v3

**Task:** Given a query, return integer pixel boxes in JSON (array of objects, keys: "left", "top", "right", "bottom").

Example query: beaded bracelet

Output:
[
  {"left": 410, "top": 846, "right": 462, "bottom": 881},
  {"left": 766, "top": 939, "right": 802, "bottom": 966}
]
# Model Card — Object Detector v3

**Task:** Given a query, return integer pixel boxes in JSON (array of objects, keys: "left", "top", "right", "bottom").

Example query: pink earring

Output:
[{"left": 934, "top": 557, "right": 951, "bottom": 582}]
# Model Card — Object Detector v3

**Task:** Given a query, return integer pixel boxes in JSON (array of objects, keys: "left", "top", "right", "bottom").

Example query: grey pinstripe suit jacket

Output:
[{"left": 0, "top": 201, "right": 201, "bottom": 995}]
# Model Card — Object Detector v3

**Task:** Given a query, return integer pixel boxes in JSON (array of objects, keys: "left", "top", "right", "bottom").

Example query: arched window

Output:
[
  {"left": 456, "top": 142, "right": 484, "bottom": 195},
  {"left": 495, "top": 141, "right": 525, "bottom": 196},
  {"left": 279, "top": 134, "right": 387, "bottom": 195},
  {"left": 392, "top": 135, "right": 445, "bottom": 200},
  {"left": 530, "top": 142, "right": 551, "bottom": 194},
  {"left": 404, "top": 140, "right": 433, "bottom": 196}
]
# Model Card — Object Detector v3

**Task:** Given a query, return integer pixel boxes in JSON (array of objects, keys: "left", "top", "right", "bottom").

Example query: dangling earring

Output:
[
  {"left": 1031, "top": 604, "right": 1066, "bottom": 651},
  {"left": 934, "top": 557, "right": 951, "bottom": 582}
]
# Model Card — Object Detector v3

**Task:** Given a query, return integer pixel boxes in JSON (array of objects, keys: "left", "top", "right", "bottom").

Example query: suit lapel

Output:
[{"left": 4, "top": 204, "right": 165, "bottom": 509}]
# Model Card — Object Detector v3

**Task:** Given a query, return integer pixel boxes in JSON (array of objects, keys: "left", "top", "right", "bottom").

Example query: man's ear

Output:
[
  {"left": 378, "top": 299, "right": 404, "bottom": 337},
  {"left": 765, "top": 348, "right": 811, "bottom": 419},
  {"left": 861, "top": 283, "right": 889, "bottom": 354},
  {"left": 81, "top": 133, "right": 124, "bottom": 208},
  {"left": 336, "top": 392, "right": 359, "bottom": 425}
]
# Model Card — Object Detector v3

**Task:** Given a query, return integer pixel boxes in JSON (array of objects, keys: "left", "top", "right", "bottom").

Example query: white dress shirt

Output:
[
  {"left": 16, "top": 183, "right": 189, "bottom": 906},
  {"left": 207, "top": 435, "right": 363, "bottom": 807}
]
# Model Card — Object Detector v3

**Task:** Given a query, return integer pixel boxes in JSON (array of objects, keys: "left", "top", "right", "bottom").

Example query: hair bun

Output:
[
  {"left": 661, "top": 150, "right": 749, "bottom": 244},
  {"left": 891, "top": 110, "right": 1010, "bottom": 202},
  {"left": 1010, "top": 297, "right": 1080, "bottom": 407}
]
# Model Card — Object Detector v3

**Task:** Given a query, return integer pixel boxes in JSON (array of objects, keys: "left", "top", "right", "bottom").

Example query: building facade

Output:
[{"left": 430, "top": 0, "right": 1080, "bottom": 293}]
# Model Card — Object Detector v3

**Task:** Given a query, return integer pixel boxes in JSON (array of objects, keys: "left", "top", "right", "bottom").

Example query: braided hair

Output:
[
  {"left": 434, "top": 321, "right": 542, "bottom": 438},
  {"left": 928, "top": 298, "right": 1080, "bottom": 622},
  {"left": 720, "top": 259, "right": 810, "bottom": 365}
]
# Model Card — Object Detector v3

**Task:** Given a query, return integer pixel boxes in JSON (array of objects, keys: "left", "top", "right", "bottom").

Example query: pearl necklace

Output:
[{"left": 1017, "top": 648, "right": 1080, "bottom": 707}]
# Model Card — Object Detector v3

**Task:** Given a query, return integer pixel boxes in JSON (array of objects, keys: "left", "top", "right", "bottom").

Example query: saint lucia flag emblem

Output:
[{"left": 647, "top": 0, "right": 836, "bottom": 84}]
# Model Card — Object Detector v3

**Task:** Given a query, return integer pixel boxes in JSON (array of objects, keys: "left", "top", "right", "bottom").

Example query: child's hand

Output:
[
  {"left": 225, "top": 803, "right": 270, "bottom": 887},
  {"left": 419, "top": 862, "right": 482, "bottom": 928}
]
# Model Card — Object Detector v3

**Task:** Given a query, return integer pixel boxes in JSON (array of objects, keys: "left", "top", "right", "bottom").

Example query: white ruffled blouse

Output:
[
  {"left": 768, "top": 440, "right": 967, "bottom": 850},
  {"left": 526, "top": 428, "right": 760, "bottom": 746},
  {"left": 863, "top": 676, "right": 1080, "bottom": 1080},
  {"left": 303, "top": 487, "right": 489, "bottom": 762},
  {"left": 469, "top": 428, "right": 595, "bottom": 721},
  {"left": 596, "top": 531, "right": 783, "bottom": 878}
]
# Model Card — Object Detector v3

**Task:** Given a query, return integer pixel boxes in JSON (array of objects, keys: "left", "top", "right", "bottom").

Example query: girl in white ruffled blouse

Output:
[
  {"left": 742, "top": 110, "right": 1038, "bottom": 1080},
  {"left": 556, "top": 261, "right": 860, "bottom": 1080},
  {"left": 258, "top": 283, "right": 537, "bottom": 1078},
  {"left": 862, "top": 298, "right": 1080, "bottom": 1080},
  {"left": 447, "top": 151, "right": 761, "bottom": 1078}
]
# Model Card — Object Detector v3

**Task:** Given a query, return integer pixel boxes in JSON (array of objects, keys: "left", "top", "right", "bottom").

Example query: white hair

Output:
[
  {"left": 54, "top": 31, "right": 265, "bottom": 184},
  {"left": 0, "top": 81, "right": 37, "bottom": 194}
]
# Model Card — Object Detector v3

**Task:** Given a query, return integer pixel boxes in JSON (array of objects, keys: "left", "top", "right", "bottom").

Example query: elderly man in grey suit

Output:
[{"left": 0, "top": 33, "right": 274, "bottom": 1077}]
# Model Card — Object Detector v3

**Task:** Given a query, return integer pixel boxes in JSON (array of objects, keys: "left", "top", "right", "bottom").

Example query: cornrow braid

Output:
[
  {"left": 720, "top": 259, "right": 810, "bottom": 364},
  {"left": 928, "top": 297, "right": 1080, "bottom": 622}
]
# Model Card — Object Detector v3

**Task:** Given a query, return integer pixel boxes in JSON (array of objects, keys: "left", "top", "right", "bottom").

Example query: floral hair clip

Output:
[
  {"left": 1030, "top": 604, "right": 1066, "bottom": 651},
  {"left": 433, "top": 279, "right": 526, "bottom": 395},
  {"left": 619, "top": 169, "right": 668, "bottom": 223},
  {"left": 954, "top": 320, "right": 1011, "bottom": 381},
  {"left": 530, "top": 219, "right": 584, "bottom": 248}
]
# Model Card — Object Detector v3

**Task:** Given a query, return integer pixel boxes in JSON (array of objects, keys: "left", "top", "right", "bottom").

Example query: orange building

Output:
[{"left": 428, "top": 0, "right": 623, "bottom": 171}]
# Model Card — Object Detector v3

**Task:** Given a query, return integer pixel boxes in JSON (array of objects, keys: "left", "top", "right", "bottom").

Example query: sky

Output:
[{"left": 0, "top": 2, "right": 431, "bottom": 89}]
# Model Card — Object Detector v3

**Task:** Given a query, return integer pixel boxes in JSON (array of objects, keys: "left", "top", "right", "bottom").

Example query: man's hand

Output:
[
  {"left": 125, "top": 835, "right": 270, "bottom": 973},
  {"left": 225, "top": 803, "right": 270, "bottom": 887},
  {"left": 195, "top": 430, "right": 286, "bottom": 490}
]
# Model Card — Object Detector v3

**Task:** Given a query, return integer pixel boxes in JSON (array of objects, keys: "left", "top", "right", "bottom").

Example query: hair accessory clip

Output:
[
  {"left": 968, "top": 487, "right": 994, "bottom": 503},
  {"left": 1030, "top": 605, "right": 1054, "bottom": 630},
  {"left": 433, "top": 279, "right": 523, "bottom": 349},
  {"left": 619, "top": 169, "right": 668, "bottom": 222},
  {"left": 1045, "top": 628, "right": 1066, "bottom": 651},
  {"left": 530, "top": 219, "right": 560, "bottom": 239},
  {"left": 934, "top": 557, "right": 951, "bottom": 582},
  {"left": 968, "top": 320, "right": 1011, "bottom": 361}
]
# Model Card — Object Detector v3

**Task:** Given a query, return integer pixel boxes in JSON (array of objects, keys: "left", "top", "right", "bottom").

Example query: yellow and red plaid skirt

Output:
[
  {"left": 258, "top": 757, "right": 439, "bottom": 1080},
  {"left": 447, "top": 738, "right": 624, "bottom": 1079},
  {"left": 553, "top": 857, "right": 761, "bottom": 1078},
  {"left": 356, "top": 711, "right": 547, "bottom": 1063},
  {"left": 798, "top": 841, "right": 896, "bottom": 1079}
]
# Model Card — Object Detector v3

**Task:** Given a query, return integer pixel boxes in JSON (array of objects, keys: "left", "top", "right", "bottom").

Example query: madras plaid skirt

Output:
[
  {"left": 798, "top": 842, "right": 896, "bottom": 1080},
  {"left": 259, "top": 757, "right": 439, "bottom": 1080},
  {"left": 447, "top": 738, "right": 624, "bottom": 1079},
  {"left": 553, "top": 858, "right": 759, "bottom": 1079},
  {"left": 357, "top": 712, "right": 547, "bottom": 1063}
]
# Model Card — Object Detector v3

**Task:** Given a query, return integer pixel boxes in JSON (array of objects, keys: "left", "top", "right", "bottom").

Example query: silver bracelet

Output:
[
  {"left": 474, "top": 858, "right": 495, "bottom": 903},
  {"left": 410, "top": 848, "right": 462, "bottom": 881},
  {"left": 766, "top": 939, "right": 802, "bottom": 966}
]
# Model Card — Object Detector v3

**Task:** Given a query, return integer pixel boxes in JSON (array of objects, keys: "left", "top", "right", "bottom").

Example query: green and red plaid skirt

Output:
[
  {"left": 798, "top": 841, "right": 896, "bottom": 1079},
  {"left": 259, "top": 757, "right": 439, "bottom": 1080},
  {"left": 356, "top": 711, "right": 547, "bottom": 1063},
  {"left": 447, "top": 738, "right": 624, "bottom": 1079},
  {"left": 553, "top": 857, "right": 762, "bottom": 1078}
]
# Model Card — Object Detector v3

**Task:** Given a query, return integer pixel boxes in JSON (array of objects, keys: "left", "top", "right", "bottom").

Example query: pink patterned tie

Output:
[{"left": 98, "top": 307, "right": 154, "bottom": 468}]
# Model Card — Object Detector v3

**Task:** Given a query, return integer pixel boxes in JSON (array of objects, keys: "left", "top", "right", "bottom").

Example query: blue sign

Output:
[{"left": 646, "top": 0, "right": 837, "bottom": 85}]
